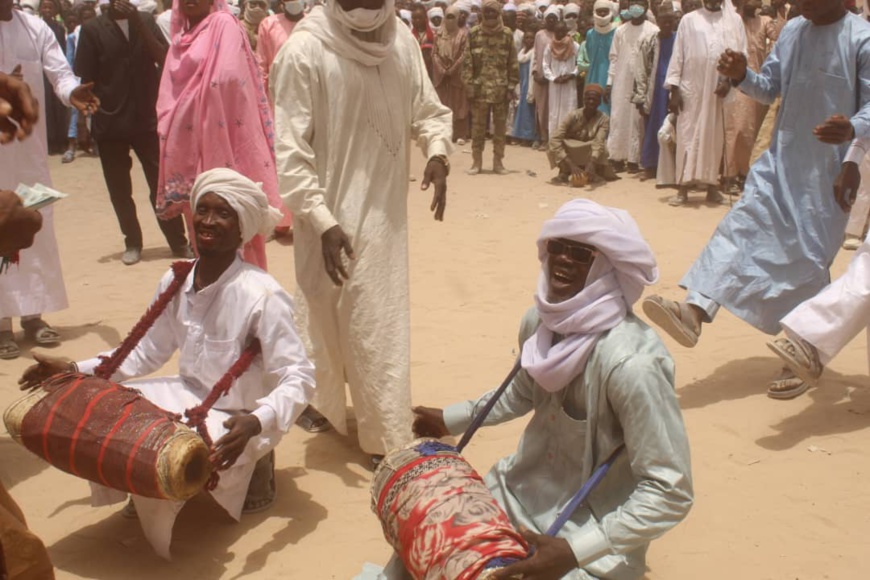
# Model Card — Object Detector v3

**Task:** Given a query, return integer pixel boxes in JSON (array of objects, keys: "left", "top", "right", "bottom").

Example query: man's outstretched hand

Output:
[
  {"left": 422, "top": 158, "right": 448, "bottom": 221},
  {"left": 70, "top": 82, "right": 100, "bottom": 116},
  {"left": 717, "top": 49, "right": 748, "bottom": 83},
  {"left": 814, "top": 114, "right": 855, "bottom": 145}
]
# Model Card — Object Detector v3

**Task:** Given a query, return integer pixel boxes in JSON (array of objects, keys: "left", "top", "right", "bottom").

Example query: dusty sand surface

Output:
[{"left": 1, "top": 145, "right": 869, "bottom": 580}]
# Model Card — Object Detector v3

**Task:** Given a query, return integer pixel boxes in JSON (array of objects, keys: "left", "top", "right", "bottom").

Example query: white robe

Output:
[
  {"left": 271, "top": 23, "right": 452, "bottom": 456},
  {"left": 781, "top": 236, "right": 870, "bottom": 370},
  {"left": 606, "top": 20, "right": 658, "bottom": 164},
  {"left": 0, "top": 11, "right": 75, "bottom": 318},
  {"left": 665, "top": 8, "right": 746, "bottom": 186},
  {"left": 76, "top": 258, "right": 315, "bottom": 559},
  {"left": 543, "top": 42, "right": 579, "bottom": 142}
]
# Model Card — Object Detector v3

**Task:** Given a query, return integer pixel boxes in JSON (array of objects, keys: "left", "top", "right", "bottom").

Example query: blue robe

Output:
[
  {"left": 513, "top": 58, "right": 538, "bottom": 142},
  {"left": 681, "top": 14, "right": 870, "bottom": 334},
  {"left": 584, "top": 28, "right": 615, "bottom": 115},
  {"left": 640, "top": 34, "right": 674, "bottom": 171}
]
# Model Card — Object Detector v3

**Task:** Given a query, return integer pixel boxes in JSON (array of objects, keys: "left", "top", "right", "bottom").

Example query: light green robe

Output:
[{"left": 444, "top": 308, "right": 693, "bottom": 580}]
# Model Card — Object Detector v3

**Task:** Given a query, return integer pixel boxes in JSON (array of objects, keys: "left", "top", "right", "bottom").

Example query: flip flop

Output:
[
  {"left": 0, "top": 331, "right": 20, "bottom": 360},
  {"left": 767, "top": 337, "right": 823, "bottom": 386},
  {"left": 21, "top": 319, "right": 60, "bottom": 345},
  {"left": 642, "top": 295, "right": 700, "bottom": 348},
  {"left": 767, "top": 371, "right": 810, "bottom": 400}
]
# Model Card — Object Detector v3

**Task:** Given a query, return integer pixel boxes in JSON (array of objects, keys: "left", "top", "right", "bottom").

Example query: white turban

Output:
[
  {"left": 518, "top": 2, "right": 535, "bottom": 13},
  {"left": 534, "top": 0, "right": 550, "bottom": 9},
  {"left": 563, "top": 3, "right": 580, "bottom": 15},
  {"left": 399, "top": 8, "right": 412, "bottom": 23},
  {"left": 190, "top": 168, "right": 284, "bottom": 246},
  {"left": 428, "top": 6, "right": 444, "bottom": 19},
  {"left": 455, "top": 0, "right": 470, "bottom": 14},
  {"left": 543, "top": 4, "right": 561, "bottom": 18},
  {"left": 520, "top": 199, "right": 659, "bottom": 392}
]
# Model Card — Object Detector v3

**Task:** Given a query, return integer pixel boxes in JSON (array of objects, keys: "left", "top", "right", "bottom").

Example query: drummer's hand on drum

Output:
[
  {"left": 18, "top": 352, "right": 73, "bottom": 390},
  {"left": 492, "top": 528, "right": 578, "bottom": 580},
  {"left": 211, "top": 414, "right": 262, "bottom": 471},
  {"left": 412, "top": 406, "right": 449, "bottom": 438}
]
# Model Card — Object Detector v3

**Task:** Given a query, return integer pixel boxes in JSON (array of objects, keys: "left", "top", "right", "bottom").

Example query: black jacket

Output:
[{"left": 74, "top": 14, "right": 166, "bottom": 141}]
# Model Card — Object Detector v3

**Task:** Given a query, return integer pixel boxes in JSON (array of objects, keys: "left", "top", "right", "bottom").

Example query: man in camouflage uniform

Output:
[{"left": 462, "top": 0, "right": 519, "bottom": 175}]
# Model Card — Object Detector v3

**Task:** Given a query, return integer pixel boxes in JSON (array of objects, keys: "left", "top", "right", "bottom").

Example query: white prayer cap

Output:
[
  {"left": 399, "top": 8, "right": 412, "bottom": 22},
  {"left": 543, "top": 4, "right": 560, "bottom": 18},
  {"left": 190, "top": 168, "right": 284, "bottom": 246},
  {"left": 503, "top": 2, "right": 517, "bottom": 12}
]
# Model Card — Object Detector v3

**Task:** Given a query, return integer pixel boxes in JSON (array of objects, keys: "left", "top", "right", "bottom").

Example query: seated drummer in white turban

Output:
[
  {"left": 414, "top": 199, "right": 693, "bottom": 579},
  {"left": 20, "top": 168, "right": 316, "bottom": 559}
]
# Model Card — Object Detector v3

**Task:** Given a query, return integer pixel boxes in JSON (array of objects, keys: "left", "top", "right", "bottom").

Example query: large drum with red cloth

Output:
[
  {"left": 3, "top": 373, "right": 211, "bottom": 501},
  {"left": 371, "top": 438, "right": 528, "bottom": 579}
]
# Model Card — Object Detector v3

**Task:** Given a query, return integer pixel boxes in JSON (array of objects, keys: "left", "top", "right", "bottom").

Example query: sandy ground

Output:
[{"left": 1, "top": 144, "right": 869, "bottom": 580}]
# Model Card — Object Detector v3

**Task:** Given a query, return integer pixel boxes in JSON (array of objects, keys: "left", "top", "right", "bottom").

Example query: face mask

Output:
[
  {"left": 345, "top": 6, "right": 385, "bottom": 29},
  {"left": 244, "top": 6, "right": 267, "bottom": 24},
  {"left": 284, "top": 0, "right": 304, "bottom": 14},
  {"left": 628, "top": 4, "right": 645, "bottom": 18},
  {"left": 619, "top": 9, "right": 629, "bottom": 19},
  {"left": 593, "top": 13, "right": 611, "bottom": 27}
]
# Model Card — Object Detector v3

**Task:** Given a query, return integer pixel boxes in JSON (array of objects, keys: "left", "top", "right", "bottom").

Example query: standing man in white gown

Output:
[{"left": 0, "top": 0, "right": 98, "bottom": 360}]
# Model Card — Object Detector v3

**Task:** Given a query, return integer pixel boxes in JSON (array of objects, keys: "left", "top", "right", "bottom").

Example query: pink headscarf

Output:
[{"left": 156, "top": 0, "right": 284, "bottom": 269}]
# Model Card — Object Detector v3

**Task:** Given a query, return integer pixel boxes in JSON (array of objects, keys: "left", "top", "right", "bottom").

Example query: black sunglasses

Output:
[{"left": 546, "top": 239, "right": 597, "bottom": 264}]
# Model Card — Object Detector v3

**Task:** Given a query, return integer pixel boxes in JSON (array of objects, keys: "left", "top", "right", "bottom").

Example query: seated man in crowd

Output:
[
  {"left": 414, "top": 199, "right": 693, "bottom": 580},
  {"left": 548, "top": 85, "right": 618, "bottom": 186},
  {"left": 19, "top": 168, "right": 316, "bottom": 559}
]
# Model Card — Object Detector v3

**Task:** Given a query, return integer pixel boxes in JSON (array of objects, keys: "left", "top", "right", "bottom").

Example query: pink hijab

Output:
[{"left": 156, "top": 0, "right": 284, "bottom": 269}]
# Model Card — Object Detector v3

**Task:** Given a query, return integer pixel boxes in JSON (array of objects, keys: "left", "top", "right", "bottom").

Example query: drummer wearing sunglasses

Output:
[{"left": 413, "top": 199, "right": 693, "bottom": 580}]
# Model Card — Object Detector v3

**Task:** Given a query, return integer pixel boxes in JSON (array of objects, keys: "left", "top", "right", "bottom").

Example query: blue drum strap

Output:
[{"left": 455, "top": 358, "right": 522, "bottom": 453}]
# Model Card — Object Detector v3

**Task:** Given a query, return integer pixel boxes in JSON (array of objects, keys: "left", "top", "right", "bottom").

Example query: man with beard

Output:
[
  {"left": 662, "top": 0, "right": 745, "bottom": 206},
  {"left": 644, "top": 0, "right": 870, "bottom": 400},
  {"left": 271, "top": 0, "right": 452, "bottom": 466},
  {"left": 413, "top": 200, "right": 693, "bottom": 580}
]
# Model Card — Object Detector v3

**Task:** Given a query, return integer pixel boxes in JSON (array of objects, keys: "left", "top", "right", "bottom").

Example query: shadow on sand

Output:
[
  {"left": 678, "top": 355, "right": 870, "bottom": 451},
  {"left": 48, "top": 468, "right": 327, "bottom": 580}
]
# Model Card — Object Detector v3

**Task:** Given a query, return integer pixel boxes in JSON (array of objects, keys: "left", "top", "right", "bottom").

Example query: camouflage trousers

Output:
[{"left": 471, "top": 99, "right": 508, "bottom": 160}]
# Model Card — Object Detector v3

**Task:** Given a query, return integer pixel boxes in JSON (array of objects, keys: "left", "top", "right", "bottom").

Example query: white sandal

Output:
[
  {"left": 642, "top": 295, "right": 701, "bottom": 348},
  {"left": 767, "top": 337, "right": 823, "bottom": 386}
]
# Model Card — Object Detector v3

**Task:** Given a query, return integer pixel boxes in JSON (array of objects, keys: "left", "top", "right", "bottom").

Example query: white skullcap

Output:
[
  {"left": 399, "top": 8, "right": 412, "bottom": 22},
  {"left": 428, "top": 6, "right": 444, "bottom": 18},
  {"left": 503, "top": 2, "right": 517, "bottom": 11},
  {"left": 543, "top": 4, "right": 560, "bottom": 18},
  {"left": 190, "top": 168, "right": 284, "bottom": 246}
]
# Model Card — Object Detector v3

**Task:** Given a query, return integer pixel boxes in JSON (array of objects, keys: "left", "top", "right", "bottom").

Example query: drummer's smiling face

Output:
[
  {"left": 193, "top": 192, "right": 242, "bottom": 256},
  {"left": 545, "top": 238, "right": 597, "bottom": 303}
]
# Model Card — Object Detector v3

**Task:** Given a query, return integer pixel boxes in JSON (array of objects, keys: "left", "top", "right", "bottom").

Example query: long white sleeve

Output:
[{"left": 34, "top": 15, "right": 79, "bottom": 106}]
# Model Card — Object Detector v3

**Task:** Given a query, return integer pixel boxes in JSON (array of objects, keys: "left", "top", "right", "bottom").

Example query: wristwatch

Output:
[{"left": 429, "top": 154, "right": 450, "bottom": 176}]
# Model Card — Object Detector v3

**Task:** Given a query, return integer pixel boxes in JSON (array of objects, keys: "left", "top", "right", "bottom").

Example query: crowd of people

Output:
[{"left": 3, "top": 0, "right": 870, "bottom": 577}]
